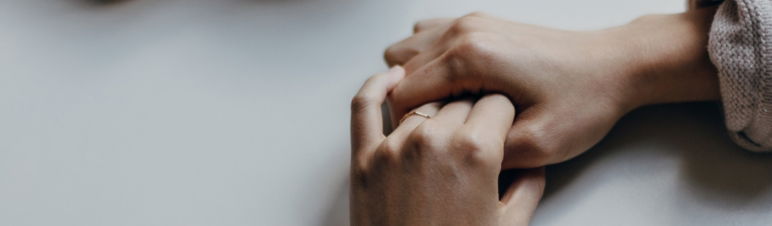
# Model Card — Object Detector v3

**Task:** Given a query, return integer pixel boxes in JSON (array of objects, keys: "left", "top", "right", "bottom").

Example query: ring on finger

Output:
[{"left": 399, "top": 110, "right": 432, "bottom": 124}]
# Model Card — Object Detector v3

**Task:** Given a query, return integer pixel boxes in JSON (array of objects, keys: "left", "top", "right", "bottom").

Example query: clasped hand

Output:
[{"left": 350, "top": 67, "right": 544, "bottom": 226}]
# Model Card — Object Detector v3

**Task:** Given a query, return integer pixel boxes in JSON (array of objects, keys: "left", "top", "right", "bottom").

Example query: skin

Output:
[
  {"left": 350, "top": 67, "right": 545, "bottom": 226},
  {"left": 384, "top": 8, "right": 720, "bottom": 168}
]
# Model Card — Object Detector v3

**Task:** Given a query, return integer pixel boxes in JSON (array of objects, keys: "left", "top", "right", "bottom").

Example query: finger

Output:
[
  {"left": 401, "top": 46, "right": 445, "bottom": 74},
  {"left": 389, "top": 52, "right": 475, "bottom": 121},
  {"left": 351, "top": 66, "right": 406, "bottom": 153},
  {"left": 413, "top": 18, "right": 453, "bottom": 33},
  {"left": 387, "top": 102, "right": 442, "bottom": 143},
  {"left": 385, "top": 26, "right": 446, "bottom": 67},
  {"left": 386, "top": 99, "right": 473, "bottom": 159},
  {"left": 430, "top": 98, "right": 474, "bottom": 129},
  {"left": 499, "top": 168, "right": 546, "bottom": 225},
  {"left": 465, "top": 94, "right": 516, "bottom": 143}
]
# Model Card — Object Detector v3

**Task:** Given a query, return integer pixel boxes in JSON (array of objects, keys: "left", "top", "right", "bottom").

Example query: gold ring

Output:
[{"left": 399, "top": 111, "right": 432, "bottom": 124}]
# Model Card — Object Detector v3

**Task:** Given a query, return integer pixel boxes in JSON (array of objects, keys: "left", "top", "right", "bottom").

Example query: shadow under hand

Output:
[
  {"left": 543, "top": 102, "right": 772, "bottom": 209},
  {"left": 75, "top": 0, "right": 130, "bottom": 7}
]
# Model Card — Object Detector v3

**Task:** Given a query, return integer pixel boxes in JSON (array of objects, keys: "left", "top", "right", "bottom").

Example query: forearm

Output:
[{"left": 601, "top": 7, "right": 721, "bottom": 112}]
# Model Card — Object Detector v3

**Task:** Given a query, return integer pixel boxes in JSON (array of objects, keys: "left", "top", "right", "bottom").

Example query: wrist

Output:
[{"left": 601, "top": 8, "right": 721, "bottom": 112}]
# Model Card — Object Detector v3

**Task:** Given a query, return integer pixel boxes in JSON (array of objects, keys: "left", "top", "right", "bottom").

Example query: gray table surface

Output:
[{"left": 1, "top": 0, "right": 771, "bottom": 225}]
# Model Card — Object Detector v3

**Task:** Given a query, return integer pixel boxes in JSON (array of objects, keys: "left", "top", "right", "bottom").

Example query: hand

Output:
[
  {"left": 384, "top": 9, "right": 720, "bottom": 168},
  {"left": 350, "top": 67, "right": 545, "bottom": 226}
]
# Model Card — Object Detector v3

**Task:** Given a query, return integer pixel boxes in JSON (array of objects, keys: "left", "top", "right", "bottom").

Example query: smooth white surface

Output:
[{"left": 1, "top": 0, "right": 771, "bottom": 226}]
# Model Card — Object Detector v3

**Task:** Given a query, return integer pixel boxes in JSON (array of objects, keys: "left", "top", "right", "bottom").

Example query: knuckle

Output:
[
  {"left": 407, "top": 122, "right": 446, "bottom": 152},
  {"left": 453, "top": 132, "right": 487, "bottom": 152},
  {"left": 452, "top": 32, "right": 494, "bottom": 57},
  {"left": 452, "top": 131, "right": 499, "bottom": 165},
  {"left": 350, "top": 73, "right": 389, "bottom": 112},
  {"left": 440, "top": 33, "right": 494, "bottom": 81},
  {"left": 465, "top": 11, "right": 489, "bottom": 18},
  {"left": 440, "top": 50, "right": 466, "bottom": 82},
  {"left": 413, "top": 20, "right": 430, "bottom": 33},
  {"left": 383, "top": 46, "right": 416, "bottom": 66},
  {"left": 374, "top": 138, "right": 402, "bottom": 163},
  {"left": 506, "top": 125, "right": 556, "bottom": 163},
  {"left": 350, "top": 160, "right": 370, "bottom": 181},
  {"left": 448, "top": 15, "right": 482, "bottom": 34},
  {"left": 441, "top": 59, "right": 466, "bottom": 85},
  {"left": 518, "top": 134, "right": 550, "bottom": 155},
  {"left": 412, "top": 22, "right": 422, "bottom": 33},
  {"left": 383, "top": 46, "right": 401, "bottom": 65},
  {"left": 350, "top": 153, "right": 374, "bottom": 189},
  {"left": 350, "top": 92, "right": 375, "bottom": 112},
  {"left": 380, "top": 138, "right": 402, "bottom": 155},
  {"left": 351, "top": 170, "right": 370, "bottom": 190},
  {"left": 414, "top": 17, "right": 445, "bottom": 32}
]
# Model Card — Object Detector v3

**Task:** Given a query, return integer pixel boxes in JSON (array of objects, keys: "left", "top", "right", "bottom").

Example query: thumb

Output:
[
  {"left": 499, "top": 168, "right": 546, "bottom": 226},
  {"left": 502, "top": 106, "right": 561, "bottom": 169}
]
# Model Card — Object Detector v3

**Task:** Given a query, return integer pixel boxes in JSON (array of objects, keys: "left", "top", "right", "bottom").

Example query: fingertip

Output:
[
  {"left": 492, "top": 94, "right": 516, "bottom": 113},
  {"left": 480, "top": 94, "right": 516, "bottom": 115},
  {"left": 386, "top": 65, "right": 406, "bottom": 88},
  {"left": 390, "top": 65, "right": 405, "bottom": 80},
  {"left": 389, "top": 65, "right": 405, "bottom": 74}
]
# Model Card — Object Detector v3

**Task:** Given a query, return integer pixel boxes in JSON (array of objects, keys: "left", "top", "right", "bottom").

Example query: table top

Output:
[{"left": 2, "top": 0, "right": 771, "bottom": 225}]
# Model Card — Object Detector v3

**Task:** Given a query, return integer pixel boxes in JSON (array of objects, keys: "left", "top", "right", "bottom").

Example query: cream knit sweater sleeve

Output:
[{"left": 702, "top": 0, "right": 772, "bottom": 151}]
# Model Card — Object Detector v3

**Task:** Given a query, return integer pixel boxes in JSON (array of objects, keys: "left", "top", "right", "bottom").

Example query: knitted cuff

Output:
[{"left": 709, "top": 0, "right": 772, "bottom": 151}]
